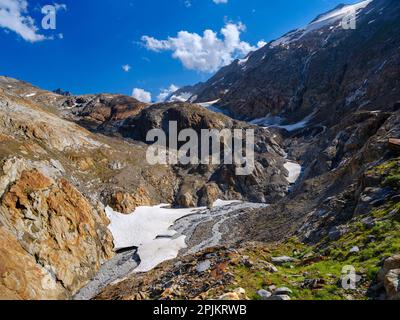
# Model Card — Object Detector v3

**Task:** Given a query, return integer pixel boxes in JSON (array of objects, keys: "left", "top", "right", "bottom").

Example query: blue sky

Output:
[{"left": 0, "top": 0, "right": 361, "bottom": 100}]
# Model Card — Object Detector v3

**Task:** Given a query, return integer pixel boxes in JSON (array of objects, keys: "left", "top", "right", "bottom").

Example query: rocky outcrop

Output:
[
  {"left": 119, "top": 102, "right": 290, "bottom": 205},
  {"left": 0, "top": 159, "right": 114, "bottom": 296},
  {"left": 110, "top": 189, "right": 152, "bottom": 214},
  {"left": 59, "top": 94, "right": 148, "bottom": 132},
  {"left": 0, "top": 226, "right": 68, "bottom": 300},
  {"left": 378, "top": 255, "right": 400, "bottom": 300}
]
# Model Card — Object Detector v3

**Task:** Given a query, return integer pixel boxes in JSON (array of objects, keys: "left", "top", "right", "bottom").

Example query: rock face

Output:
[
  {"left": 0, "top": 226, "right": 67, "bottom": 300},
  {"left": 0, "top": 160, "right": 114, "bottom": 297},
  {"left": 119, "top": 102, "right": 291, "bottom": 205},
  {"left": 0, "top": 82, "right": 179, "bottom": 299},
  {"left": 59, "top": 94, "right": 148, "bottom": 132}
]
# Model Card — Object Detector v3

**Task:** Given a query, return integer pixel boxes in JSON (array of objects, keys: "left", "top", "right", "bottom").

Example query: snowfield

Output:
[{"left": 105, "top": 200, "right": 242, "bottom": 273}]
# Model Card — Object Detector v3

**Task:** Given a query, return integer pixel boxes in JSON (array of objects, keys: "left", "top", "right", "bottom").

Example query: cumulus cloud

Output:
[
  {"left": 0, "top": 0, "right": 45, "bottom": 42},
  {"left": 157, "top": 84, "right": 180, "bottom": 102},
  {"left": 132, "top": 88, "right": 152, "bottom": 103},
  {"left": 142, "top": 22, "right": 263, "bottom": 72}
]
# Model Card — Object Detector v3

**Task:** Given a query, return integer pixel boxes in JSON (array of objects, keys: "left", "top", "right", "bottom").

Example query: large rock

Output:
[
  {"left": 0, "top": 166, "right": 114, "bottom": 296},
  {"left": 198, "top": 183, "right": 220, "bottom": 209},
  {"left": 378, "top": 255, "right": 400, "bottom": 300},
  {"left": 384, "top": 269, "right": 400, "bottom": 300},
  {"left": 0, "top": 226, "right": 67, "bottom": 300},
  {"left": 110, "top": 189, "right": 151, "bottom": 214}
]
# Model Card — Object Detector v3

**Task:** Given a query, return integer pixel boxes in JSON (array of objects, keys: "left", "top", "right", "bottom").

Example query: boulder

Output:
[
  {"left": 219, "top": 288, "right": 248, "bottom": 300},
  {"left": 377, "top": 255, "right": 400, "bottom": 299},
  {"left": 268, "top": 295, "right": 291, "bottom": 301},
  {"left": 274, "top": 287, "right": 293, "bottom": 296},
  {"left": 198, "top": 183, "right": 220, "bottom": 209},
  {"left": 384, "top": 269, "right": 400, "bottom": 300},
  {"left": 110, "top": 189, "right": 151, "bottom": 214},
  {"left": 378, "top": 255, "right": 400, "bottom": 282},
  {"left": 271, "top": 256, "right": 295, "bottom": 265},
  {"left": 349, "top": 246, "right": 360, "bottom": 254},
  {"left": 177, "top": 191, "right": 196, "bottom": 208},
  {"left": 256, "top": 260, "right": 278, "bottom": 273},
  {"left": 196, "top": 260, "right": 211, "bottom": 273},
  {"left": 257, "top": 289, "right": 272, "bottom": 300}
]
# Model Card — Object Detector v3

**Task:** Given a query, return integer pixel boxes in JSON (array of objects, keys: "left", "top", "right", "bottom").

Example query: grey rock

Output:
[
  {"left": 271, "top": 256, "right": 295, "bottom": 265},
  {"left": 268, "top": 295, "right": 291, "bottom": 301},
  {"left": 328, "top": 227, "right": 343, "bottom": 241},
  {"left": 274, "top": 287, "right": 293, "bottom": 296},
  {"left": 361, "top": 217, "right": 376, "bottom": 229},
  {"left": 349, "top": 246, "right": 360, "bottom": 254},
  {"left": 257, "top": 289, "right": 272, "bottom": 300},
  {"left": 196, "top": 260, "right": 211, "bottom": 273}
]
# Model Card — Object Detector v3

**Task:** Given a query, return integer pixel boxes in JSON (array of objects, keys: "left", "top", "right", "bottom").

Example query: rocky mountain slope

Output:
[
  {"left": 0, "top": 76, "right": 292, "bottom": 299},
  {"left": 92, "top": 0, "right": 400, "bottom": 300},
  {"left": 172, "top": 0, "right": 399, "bottom": 122}
]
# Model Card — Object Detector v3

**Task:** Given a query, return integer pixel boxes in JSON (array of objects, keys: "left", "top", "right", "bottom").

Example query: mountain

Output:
[
  {"left": 170, "top": 0, "right": 399, "bottom": 123},
  {"left": 1, "top": 0, "right": 400, "bottom": 301},
  {"left": 0, "top": 75, "right": 295, "bottom": 299},
  {"left": 95, "top": 0, "right": 400, "bottom": 300}
]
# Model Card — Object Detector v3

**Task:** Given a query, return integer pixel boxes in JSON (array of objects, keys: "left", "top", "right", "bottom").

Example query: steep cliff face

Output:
[{"left": 0, "top": 160, "right": 114, "bottom": 298}]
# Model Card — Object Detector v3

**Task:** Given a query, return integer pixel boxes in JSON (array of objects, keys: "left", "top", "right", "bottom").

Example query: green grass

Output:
[{"left": 229, "top": 158, "right": 400, "bottom": 300}]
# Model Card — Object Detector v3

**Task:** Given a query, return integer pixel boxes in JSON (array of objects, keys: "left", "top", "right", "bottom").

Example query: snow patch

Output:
[
  {"left": 25, "top": 93, "right": 36, "bottom": 97},
  {"left": 213, "top": 199, "right": 242, "bottom": 207},
  {"left": 197, "top": 100, "right": 221, "bottom": 108},
  {"left": 284, "top": 162, "right": 302, "bottom": 184},
  {"left": 169, "top": 92, "right": 193, "bottom": 102},
  {"left": 106, "top": 200, "right": 239, "bottom": 273},
  {"left": 252, "top": 112, "right": 316, "bottom": 132}
]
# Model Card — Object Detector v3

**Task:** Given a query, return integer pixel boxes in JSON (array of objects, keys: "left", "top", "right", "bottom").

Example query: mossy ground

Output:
[{"left": 229, "top": 159, "right": 400, "bottom": 300}]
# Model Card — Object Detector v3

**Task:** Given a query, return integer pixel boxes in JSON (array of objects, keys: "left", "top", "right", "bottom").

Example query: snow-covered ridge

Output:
[{"left": 270, "top": 0, "right": 374, "bottom": 47}]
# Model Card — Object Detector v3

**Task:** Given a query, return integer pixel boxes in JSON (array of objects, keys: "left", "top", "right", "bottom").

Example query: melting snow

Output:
[
  {"left": 284, "top": 161, "right": 302, "bottom": 184},
  {"left": 25, "top": 93, "right": 36, "bottom": 97},
  {"left": 169, "top": 92, "right": 193, "bottom": 102},
  {"left": 213, "top": 199, "right": 242, "bottom": 207},
  {"left": 105, "top": 200, "right": 239, "bottom": 273},
  {"left": 197, "top": 100, "right": 221, "bottom": 108},
  {"left": 252, "top": 112, "right": 316, "bottom": 132}
]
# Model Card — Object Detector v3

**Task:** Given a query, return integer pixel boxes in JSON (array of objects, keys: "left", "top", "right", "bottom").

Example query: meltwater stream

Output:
[
  {"left": 73, "top": 201, "right": 269, "bottom": 300},
  {"left": 74, "top": 101, "right": 302, "bottom": 300}
]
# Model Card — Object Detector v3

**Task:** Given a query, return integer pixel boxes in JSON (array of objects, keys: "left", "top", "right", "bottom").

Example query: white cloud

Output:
[
  {"left": 157, "top": 84, "right": 180, "bottom": 102},
  {"left": 142, "top": 22, "right": 263, "bottom": 72},
  {"left": 213, "top": 0, "right": 228, "bottom": 4},
  {"left": 132, "top": 88, "right": 152, "bottom": 103},
  {"left": 122, "top": 64, "right": 131, "bottom": 72},
  {"left": 0, "top": 0, "right": 45, "bottom": 42},
  {"left": 257, "top": 40, "right": 267, "bottom": 48}
]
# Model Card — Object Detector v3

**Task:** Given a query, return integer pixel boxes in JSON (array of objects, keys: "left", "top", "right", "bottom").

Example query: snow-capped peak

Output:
[{"left": 270, "top": 0, "right": 374, "bottom": 47}]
